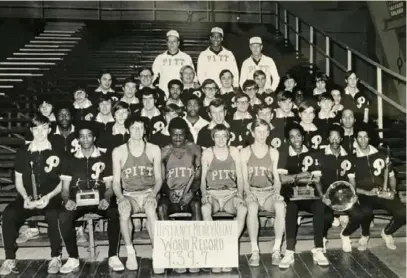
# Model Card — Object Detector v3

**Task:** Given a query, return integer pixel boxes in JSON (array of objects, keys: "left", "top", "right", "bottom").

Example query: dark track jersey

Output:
[
  {"left": 15, "top": 143, "right": 62, "bottom": 197},
  {"left": 91, "top": 90, "right": 121, "bottom": 104},
  {"left": 257, "top": 92, "right": 275, "bottom": 107},
  {"left": 342, "top": 133, "right": 358, "bottom": 155},
  {"left": 72, "top": 106, "right": 95, "bottom": 123},
  {"left": 314, "top": 114, "right": 340, "bottom": 139},
  {"left": 342, "top": 90, "right": 370, "bottom": 122},
  {"left": 228, "top": 115, "right": 253, "bottom": 149},
  {"left": 136, "top": 87, "right": 167, "bottom": 109},
  {"left": 277, "top": 145, "right": 321, "bottom": 176},
  {"left": 181, "top": 88, "right": 204, "bottom": 104},
  {"left": 302, "top": 126, "right": 324, "bottom": 150},
  {"left": 133, "top": 108, "right": 166, "bottom": 141},
  {"left": 48, "top": 125, "right": 79, "bottom": 158},
  {"left": 97, "top": 124, "right": 130, "bottom": 155},
  {"left": 61, "top": 148, "right": 112, "bottom": 198}
]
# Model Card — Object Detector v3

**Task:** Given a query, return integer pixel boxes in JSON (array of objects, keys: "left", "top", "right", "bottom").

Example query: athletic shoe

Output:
[
  {"left": 271, "top": 250, "right": 281, "bottom": 265},
  {"left": 323, "top": 237, "right": 328, "bottom": 253},
  {"left": 279, "top": 251, "right": 294, "bottom": 269},
  {"left": 16, "top": 228, "right": 39, "bottom": 243},
  {"left": 311, "top": 248, "right": 329, "bottom": 266},
  {"left": 212, "top": 268, "right": 222, "bottom": 273},
  {"left": 297, "top": 216, "right": 302, "bottom": 226},
  {"left": 108, "top": 256, "right": 125, "bottom": 272},
  {"left": 340, "top": 231, "right": 352, "bottom": 252},
  {"left": 174, "top": 268, "right": 187, "bottom": 274},
  {"left": 189, "top": 268, "right": 200, "bottom": 273},
  {"left": 47, "top": 257, "right": 61, "bottom": 274},
  {"left": 381, "top": 229, "right": 397, "bottom": 250},
  {"left": 357, "top": 236, "right": 369, "bottom": 251},
  {"left": 153, "top": 268, "right": 165, "bottom": 274},
  {"left": 0, "top": 260, "right": 16, "bottom": 275},
  {"left": 248, "top": 251, "right": 260, "bottom": 267},
  {"left": 332, "top": 217, "right": 340, "bottom": 227},
  {"left": 222, "top": 267, "right": 232, "bottom": 272},
  {"left": 76, "top": 227, "right": 88, "bottom": 243},
  {"left": 60, "top": 258, "right": 80, "bottom": 274},
  {"left": 370, "top": 220, "right": 375, "bottom": 228},
  {"left": 126, "top": 253, "right": 138, "bottom": 270}
]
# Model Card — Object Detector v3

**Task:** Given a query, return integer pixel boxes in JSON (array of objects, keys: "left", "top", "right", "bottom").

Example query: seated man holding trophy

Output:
[
  {"left": 277, "top": 123, "right": 330, "bottom": 268},
  {"left": 112, "top": 114, "right": 163, "bottom": 273},
  {"left": 0, "top": 114, "right": 63, "bottom": 276},
  {"left": 201, "top": 124, "right": 247, "bottom": 273},
  {"left": 240, "top": 119, "right": 285, "bottom": 267},
  {"left": 351, "top": 124, "right": 406, "bottom": 250},
  {"left": 58, "top": 121, "right": 124, "bottom": 274}
]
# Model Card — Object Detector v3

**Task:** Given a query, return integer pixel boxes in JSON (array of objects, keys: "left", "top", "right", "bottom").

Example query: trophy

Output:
[
  {"left": 29, "top": 161, "right": 43, "bottom": 207},
  {"left": 290, "top": 174, "right": 317, "bottom": 201},
  {"left": 75, "top": 178, "right": 100, "bottom": 207},
  {"left": 323, "top": 181, "right": 358, "bottom": 211},
  {"left": 377, "top": 146, "right": 395, "bottom": 200}
]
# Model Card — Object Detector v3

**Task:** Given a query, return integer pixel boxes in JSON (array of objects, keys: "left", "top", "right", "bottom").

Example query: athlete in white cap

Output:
[
  {"left": 240, "top": 37, "right": 280, "bottom": 92},
  {"left": 152, "top": 30, "right": 195, "bottom": 97},
  {"left": 197, "top": 27, "right": 239, "bottom": 88}
]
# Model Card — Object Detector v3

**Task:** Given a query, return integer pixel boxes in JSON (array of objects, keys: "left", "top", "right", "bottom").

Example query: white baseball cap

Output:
[
  {"left": 249, "top": 37, "right": 262, "bottom": 45},
  {"left": 211, "top": 27, "right": 224, "bottom": 36},
  {"left": 166, "top": 30, "right": 180, "bottom": 39}
]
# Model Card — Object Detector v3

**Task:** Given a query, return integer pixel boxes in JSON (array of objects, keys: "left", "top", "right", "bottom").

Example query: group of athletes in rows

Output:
[{"left": 0, "top": 27, "right": 405, "bottom": 276}]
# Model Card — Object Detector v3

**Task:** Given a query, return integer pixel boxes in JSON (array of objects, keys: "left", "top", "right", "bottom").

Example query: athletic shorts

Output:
[
  {"left": 247, "top": 187, "right": 276, "bottom": 210},
  {"left": 123, "top": 188, "right": 153, "bottom": 212},
  {"left": 207, "top": 188, "right": 238, "bottom": 211}
]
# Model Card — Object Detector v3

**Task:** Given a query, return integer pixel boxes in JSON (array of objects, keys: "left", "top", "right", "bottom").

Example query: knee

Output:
[
  {"left": 236, "top": 203, "right": 248, "bottom": 215},
  {"left": 246, "top": 201, "right": 259, "bottom": 214},
  {"left": 274, "top": 201, "right": 286, "bottom": 213},
  {"left": 201, "top": 203, "right": 212, "bottom": 215}
]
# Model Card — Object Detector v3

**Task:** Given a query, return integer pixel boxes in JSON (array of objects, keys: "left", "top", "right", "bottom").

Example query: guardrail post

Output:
[
  {"left": 295, "top": 17, "right": 299, "bottom": 59},
  {"left": 284, "top": 9, "right": 288, "bottom": 47},
  {"left": 309, "top": 26, "right": 314, "bottom": 73},
  {"left": 152, "top": 0, "right": 156, "bottom": 21},
  {"left": 259, "top": 0, "right": 262, "bottom": 23},
  {"left": 377, "top": 67, "right": 383, "bottom": 139},
  {"left": 325, "top": 36, "right": 330, "bottom": 76},
  {"left": 347, "top": 49, "right": 352, "bottom": 71},
  {"left": 275, "top": 2, "right": 279, "bottom": 35}
]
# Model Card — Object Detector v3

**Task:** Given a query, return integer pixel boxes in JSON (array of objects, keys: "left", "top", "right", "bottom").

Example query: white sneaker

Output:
[
  {"left": 60, "top": 258, "right": 80, "bottom": 274},
  {"left": 339, "top": 215, "right": 349, "bottom": 228},
  {"left": 212, "top": 267, "right": 222, "bottom": 273},
  {"left": 0, "top": 259, "right": 16, "bottom": 275},
  {"left": 126, "top": 253, "right": 138, "bottom": 270},
  {"left": 312, "top": 248, "right": 329, "bottom": 266},
  {"left": 76, "top": 227, "right": 88, "bottom": 243},
  {"left": 358, "top": 236, "right": 369, "bottom": 251},
  {"left": 271, "top": 250, "right": 281, "bottom": 265},
  {"left": 323, "top": 237, "right": 328, "bottom": 253},
  {"left": 340, "top": 231, "right": 352, "bottom": 252},
  {"left": 381, "top": 230, "right": 397, "bottom": 250},
  {"left": 222, "top": 267, "right": 232, "bottom": 272},
  {"left": 16, "top": 228, "right": 40, "bottom": 243},
  {"left": 174, "top": 268, "right": 187, "bottom": 274},
  {"left": 47, "top": 257, "right": 61, "bottom": 274},
  {"left": 189, "top": 268, "right": 200, "bottom": 273},
  {"left": 297, "top": 216, "right": 302, "bottom": 226},
  {"left": 153, "top": 267, "right": 165, "bottom": 274},
  {"left": 279, "top": 251, "right": 294, "bottom": 269},
  {"left": 249, "top": 251, "right": 260, "bottom": 266},
  {"left": 332, "top": 217, "right": 340, "bottom": 227},
  {"left": 108, "top": 255, "right": 125, "bottom": 272}
]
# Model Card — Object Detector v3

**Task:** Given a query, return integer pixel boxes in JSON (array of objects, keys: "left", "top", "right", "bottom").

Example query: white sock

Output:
[
  {"left": 273, "top": 238, "right": 282, "bottom": 251},
  {"left": 126, "top": 245, "right": 135, "bottom": 255},
  {"left": 251, "top": 241, "right": 259, "bottom": 253}
]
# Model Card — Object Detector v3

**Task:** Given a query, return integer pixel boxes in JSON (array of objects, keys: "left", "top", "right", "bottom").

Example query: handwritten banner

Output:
[{"left": 153, "top": 221, "right": 238, "bottom": 268}]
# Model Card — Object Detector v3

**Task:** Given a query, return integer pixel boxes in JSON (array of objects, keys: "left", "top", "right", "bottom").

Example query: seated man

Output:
[
  {"left": 241, "top": 119, "right": 285, "bottom": 266},
  {"left": 0, "top": 113, "right": 62, "bottom": 275},
  {"left": 278, "top": 123, "right": 331, "bottom": 268},
  {"left": 201, "top": 124, "right": 247, "bottom": 274},
  {"left": 157, "top": 118, "right": 202, "bottom": 274},
  {"left": 351, "top": 124, "right": 406, "bottom": 250},
  {"left": 112, "top": 114, "right": 163, "bottom": 273},
  {"left": 58, "top": 122, "right": 124, "bottom": 274}
]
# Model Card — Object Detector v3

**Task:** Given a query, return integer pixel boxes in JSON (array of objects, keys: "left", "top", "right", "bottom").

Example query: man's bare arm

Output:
[
  {"left": 231, "top": 147, "right": 243, "bottom": 197},
  {"left": 112, "top": 147, "right": 124, "bottom": 200}
]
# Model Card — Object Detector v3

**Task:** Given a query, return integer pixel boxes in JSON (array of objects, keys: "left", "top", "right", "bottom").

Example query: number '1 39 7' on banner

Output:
[{"left": 153, "top": 221, "right": 238, "bottom": 269}]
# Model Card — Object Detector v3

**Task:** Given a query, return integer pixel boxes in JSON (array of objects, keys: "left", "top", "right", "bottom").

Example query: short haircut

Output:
[
  {"left": 54, "top": 101, "right": 73, "bottom": 116},
  {"left": 219, "top": 69, "right": 234, "bottom": 79},
  {"left": 281, "top": 73, "right": 296, "bottom": 82},
  {"left": 256, "top": 103, "right": 273, "bottom": 114},
  {"left": 242, "top": 79, "right": 258, "bottom": 91},
  {"left": 30, "top": 112, "right": 50, "bottom": 128},
  {"left": 168, "top": 117, "right": 189, "bottom": 134},
  {"left": 234, "top": 92, "right": 250, "bottom": 102},
  {"left": 253, "top": 69, "right": 266, "bottom": 79},
  {"left": 36, "top": 95, "right": 53, "bottom": 107},
  {"left": 345, "top": 70, "right": 357, "bottom": 80},
  {"left": 168, "top": 79, "right": 184, "bottom": 91},
  {"left": 138, "top": 67, "right": 154, "bottom": 76},
  {"left": 208, "top": 98, "right": 225, "bottom": 110},
  {"left": 163, "top": 104, "right": 183, "bottom": 116},
  {"left": 298, "top": 100, "right": 316, "bottom": 113},
  {"left": 180, "top": 65, "right": 194, "bottom": 75},
  {"left": 122, "top": 76, "right": 139, "bottom": 87},
  {"left": 72, "top": 86, "right": 87, "bottom": 96},
  {"left": 112, "top": 101, "right": 130, "bottom": 115},
  {"left": 75, "top": 121, "right": 98, "bottom": 139},
  {"left": 285, "top": 122, "right": 305, "bottom": 140},
  {"left": 250, "top": 118, "right": 270, "bottom": 132},
  {"left": 184, "top": 94, "right": 202, "bottom": 106},
  {"left": 277, "top": 90, "right": 293, "bottom": 102},
  {"left": 317, "top": 92, "right": 334, "bottom": 103},
  {"left": 211, "top": 124, "right": 230, "bottom": 139},
  {"left": 201, "top": 78, "right": 219, "bottom": 90},
  {"left": 330, "top": 84, "right": 344, "bottom": 96},
  {"left": 98, "top": 70, "right": 113, "bottom": 80},
  {"left": 124, "top": 113, "right": 149, "bottom": 130},
  {"left": 355, "top": 123, "right": 371, "bottom": 138},
  {"left": 140, "top": 87, "right": 158, "bottom": 99},
  {"left": 327, "top": 124, "right": 344, "bottom": 139},
  {"left": 97, "top": 94, "right": 113, "bottom": 105},
  {"left": 341, "top": 108, "right": 354, "bottom": 118},
  {"left": 315, "top": 72, "right": 328, "bottom": 83}
]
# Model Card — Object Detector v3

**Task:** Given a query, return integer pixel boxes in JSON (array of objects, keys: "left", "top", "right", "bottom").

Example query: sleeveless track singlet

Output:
[
  {"left": 206, "top": 148, "right": 237, "bottom": 190},
  {"left": 247, "top": 146, "right": 274, "bottom": 188},
  {"left": 165, "top": 146, "right": 195, "bottom": 190},
  {"left": 121, "top": 143, "right": 155, "bottom": 192}
]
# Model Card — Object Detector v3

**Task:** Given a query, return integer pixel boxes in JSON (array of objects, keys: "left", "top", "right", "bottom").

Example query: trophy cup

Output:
[
  {"left": 290, "top": 174, "right": 317, "bottom": 201},
  {"left": 29, "top": 161, "right": 43, "bottom": 207},
  {"left": 323, "top": 181, "right": 358, "bottom": 211},
  {"left": 75, "top": 178, "right": 100, "bottom": 207},
  {"left": 377, "top": 146, "right": 395, "bottom": 200}
]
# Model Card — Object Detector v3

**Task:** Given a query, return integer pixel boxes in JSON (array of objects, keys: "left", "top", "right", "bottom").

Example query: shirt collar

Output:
[
  {"left": 112, "top": 124, "right": 129, "bottom": 135},
  {"left": 167, "top": 98, "right": 184, "bottom": 106},
  {"left": 74, "top": 146, "right": 102, "bottom": 158},
  {"left": 300, "top": 122, "right": 318, "bottom": 132},
  {"left": 318, "top": 111, "right": 336, "bottom": 119},
  {"left": 356, "top": 145, "right": 378, "bottom": 157},
  {"left": 73, "top": 98, "right": 92, "bottom": 109},
  {"left": 27, "top": 140, "right": 52, "bottom": 152},
  {"left": 166, "top": 50, "right": 180, "bottom": 56},
  {"left": 208, "top": 121, "right": 229, "bottom": 129},
  {"left": 121, "top": 96, "right": 139, "bottom": 104},
  {"left": 344, "top": 86, "right": 359, "bottom": 97},
  {"left": 209, "top": 46, "right": 223, "bottom": 54},
  {"left": 48, "top": 113, "right": 56, "bottom": 122},
  {"left": 233, "top": 112, "right": 252, "bottom": 120},
  {"left": 141, "top": 107, "right": 161, "bottom": 118},
  {"left": 325, "top": 146, "right": 348, "bottom": 156},
  {"left": 95, "top": 86, "right": 115, "bottom": 93},
  {"left": 183, "top": 115, "right": 208, "bottom": 127},
  {"left": 274, "top": 108, "right": 294, "bottom": 118},
  {"left": 344, "top": 128, "right": 354, "bottom": 136},
  {"left": 288, "top": 145, "right": 309, "bottom": 156},
  {"left": 54, "top": 125, "right": 75, "bottom": 135},
  {"left": 95, "top": 113, "right": 115, "bottom": 123}
]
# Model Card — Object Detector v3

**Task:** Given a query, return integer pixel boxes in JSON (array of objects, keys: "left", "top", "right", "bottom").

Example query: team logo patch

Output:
[
  {"left": 271, "top": 138, "right": 281, "bottom": 149},
  {"left": 70, "top": 139, "right": 80, "bottom": 153},
  {"left": 91, "top": 162, "right": 106, "bottom": 180},
  {"left": 301, "top": 156, "right": 313, "bottom": 172},
  {"left": 311, "top": 135, "right": 322, "bottom": 149},
  {"left": 340, "top": 159, "right": 352, "bottom": 176},
  {"left": 44, "top": 156, "right": 60, "bottom": 173},
  {"left": 153, "top": 121, "right": 165, "bottom": 134},
  {"left": 373, "top": 158, "right": 385, "bottom": 176}
]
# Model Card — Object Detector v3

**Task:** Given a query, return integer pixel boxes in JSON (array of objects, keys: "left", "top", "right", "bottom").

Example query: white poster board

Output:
[{"left": 153, "top": 220, "right": 238, "bottom": 269}]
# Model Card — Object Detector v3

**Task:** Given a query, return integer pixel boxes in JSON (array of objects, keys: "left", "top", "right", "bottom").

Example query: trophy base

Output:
[
  {"left": 76, "top": 191, "right": 100, "bottom": 207},
  {"left": 377, "top": 191, "right": 395, "bottom": 200},
  {"left": 290, "top": 187, "right": 318, "bottom": 201}
]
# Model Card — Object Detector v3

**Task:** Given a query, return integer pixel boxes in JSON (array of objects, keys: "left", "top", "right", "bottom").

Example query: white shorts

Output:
[
  {"left": 207, "top": 189, "right": 238, "bottom": 211},
  {"left": 247, "top": 187, "right": 275, "bottom": 210},
  {"left": 123, "top": 188, "right": 153, "bottom": 212}
]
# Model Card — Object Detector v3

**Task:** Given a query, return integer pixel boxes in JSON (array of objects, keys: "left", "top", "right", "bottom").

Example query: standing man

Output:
[
  {"left": 152, "top": 30, "right": 195, "bottom": 97},
  {"left": 58, "top": 122, "right": 124, "bottom": 273},
  {"left": 197, "top": 27, "right": 239, "bottom": 88},
  {"left": 240, "top": 37, "right": 280, "bottom": 92},
  {"left": 0, "top": 114, "right": 63, "bottom": 275},
  {"left": 112, "top": 114, "right": 163, "bottom": 273}
]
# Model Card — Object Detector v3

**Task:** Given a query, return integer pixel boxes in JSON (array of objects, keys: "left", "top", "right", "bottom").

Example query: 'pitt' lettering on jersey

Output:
[
  {"left": 207, "top": 55, "right": 230, "bottom": 63},
  {"left": 248, "top": 65, "right": 270, "bottom": 73},
  {"left": 162, "top": 58, "right": 186, "bottom": 67},
  {"left": 44, "top": 156, "right": 60, "bottom": 173},
  {"left": 91, "top": 162, "right": 106, "bottom": 180},
  {"left": 210, "top": 169, "right": 236, "bottom": 181},
  {"left": 123, "top": 165, "right": 154, "bottom": 179},
  {"left": 249, "top": 166, "right": 271, "bottom": 177},
  {"left": 168, "top": 167, "right": 194, "bottom": 179}
]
